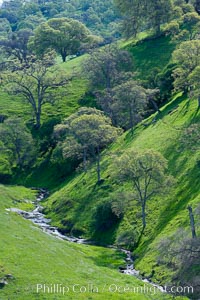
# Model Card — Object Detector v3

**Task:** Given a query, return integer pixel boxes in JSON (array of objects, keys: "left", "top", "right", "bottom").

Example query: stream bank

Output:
[{"left": 7, "top": 189, "right": 166, "bottom": 293}]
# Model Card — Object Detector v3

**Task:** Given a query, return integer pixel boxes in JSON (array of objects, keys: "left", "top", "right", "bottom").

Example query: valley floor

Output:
[{"left": 0, "top": 185, "right": 187, "bottom": 300}]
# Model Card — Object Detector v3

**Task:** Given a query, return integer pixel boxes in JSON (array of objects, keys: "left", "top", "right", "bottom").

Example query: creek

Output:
[{"left": 7, "top": 189, "right": 166, "bottom": 293}]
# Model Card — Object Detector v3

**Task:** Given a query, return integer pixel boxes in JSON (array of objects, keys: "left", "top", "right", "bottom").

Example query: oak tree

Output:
[
  {"left": 0, "top": 29, "right": 33, "bottom": 64},
  {"left": 54, "top": 107, "right": 121, "bottom": 183},
  {"left": 82, "top": 44, "right": 133, "bottom": 90},
  {"left": 0, "top": 118, "right": 35, "bottom": 170},
  {"left": 173, "top": 40, "right": 200, "bottom": 107},
  {"left": 114, "top": 0, "right": 173, "bottom": 37},
  {"left": 113, "top": 149, "right": 173, "bottom": 230},
  {"left": 103, "top": 80, "right": 147, "bottom": 130},
  {"left": 32, "top": 17, "right": 96, "bottom": 62},
  {"left": 2, "top": 53, "right": 70, "bottom": 128}
]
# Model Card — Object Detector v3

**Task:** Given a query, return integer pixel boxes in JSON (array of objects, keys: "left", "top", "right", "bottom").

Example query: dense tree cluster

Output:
[
  {"left": 114, "top": 0, "right": 200, "bottom": 38},
  {"left": 0, "top": 118, "right": 35, "bottom": 170},
  {"left": 83, "top": 45, "right": 158, "bottom": 130},
  {"left": 114, "top": 0, "right": 173, "bottom": 37},
  {"left": 0, "top": 0, "right": 120, "bottom": 38}
]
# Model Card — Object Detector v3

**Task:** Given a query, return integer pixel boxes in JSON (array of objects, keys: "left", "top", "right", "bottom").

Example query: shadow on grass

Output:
[{"left": 85, "top": 247, "right": 126, "bottom": 270}]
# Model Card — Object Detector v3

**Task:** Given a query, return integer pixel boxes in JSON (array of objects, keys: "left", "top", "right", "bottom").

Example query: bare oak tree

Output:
[{"left": 3, "top": 53, "right": 70, "bottom": 128}]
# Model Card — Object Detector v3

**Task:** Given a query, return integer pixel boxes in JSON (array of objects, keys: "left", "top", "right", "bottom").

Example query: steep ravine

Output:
[{"left": 7, "top": 190, "right": 166, "bottom": 294}]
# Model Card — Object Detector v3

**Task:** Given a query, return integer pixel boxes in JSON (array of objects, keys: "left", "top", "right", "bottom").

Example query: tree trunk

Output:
[
  {"left": 35, "top": 109, "right": 41, "bottom": 129},
  {"left": 195, "top": 0, "right": 200, "bottom": 14},
  {"left": 62, "top": 55, "right": 66, "bottom": 63},
  {"left": 129, "top": 105, "right": 134, "bottom": 135},
  {"left": 96, "top": 145, "right": 101, "bottom": 184},
  {"left": 187, "top": 206, "right": 197, "bottom": 239},
  {"left": 141, "top": 203, "right": 146, "bottom": 230},
  {"left": 83, "top": 148, "right": 87, "bottom": 173},
  {"left": 155, "top": 24, "right": 161, "bottom": 37},
  {"left": 61, "top": 51, "right": 67, "bottom": 62},
  {"left": 15, "top": 145, "right": 23, "bottom": 170},
  {"left": 149, "top": 98, "right": 161, "bottom": 113},
  {"left": 198, "top": 95, "right": 200, "bottom": 109}
]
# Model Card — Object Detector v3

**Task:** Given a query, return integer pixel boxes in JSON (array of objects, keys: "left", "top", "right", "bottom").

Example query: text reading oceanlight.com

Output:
[{"left": 36, "top": 283, "right": 194, "bottom": 295}]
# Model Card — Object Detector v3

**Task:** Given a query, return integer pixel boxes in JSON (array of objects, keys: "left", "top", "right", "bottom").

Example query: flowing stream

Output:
[{"left": 7, "top": 189, "right": 166, "bottom": 293}]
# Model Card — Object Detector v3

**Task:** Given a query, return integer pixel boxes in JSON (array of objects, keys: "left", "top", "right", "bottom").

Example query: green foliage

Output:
[
  {"left": 92, "top": 199, "right": 121, "bottom": 232},
  {"left": 179, "top": 123, "right": 200, "bottom": 151},
  {"left": 2, "top": 52, "right": 70, "bottom": 128},
  {"left": 155, "top": 63, "right": 177, "bottom": 100},
  {"left": 0, "top": 118, "right": 36, "bottom": 171},
  {"left": 82, "top": 44, "right": 133, "bottom": 90},
  {"left": 0, "top": 0, "right": 120, "bottom": 38},
  {"left": 173, "top": 39, "right": 200, "bottom": 107},
  {"left": 114, "top": 0, "right": 173, "bottom": 37},
  {"left": 0, "top": 29, "right": 33, "bottom": 63},
  {"left": 55, "top": 0, "right": 121, "bottom": 38},
  {"left": 109, "top": 80, "right": 148, "bottom": 130},
  {"left": 0, "top": 18, "right": 11, "bottom": 39},
  {"left": 163, "top": 6, "right": 200, "bottom": 42},
  {"left": 0, "top": 157, "right": 12, "bottom": 182},
  {"left": 112, "top": 149, "right": 174, "bottom": 229},
  {"left": 54, "top": 107, "right": 122, "bottom": 182},
  {"left": 32, "top": 17, "right": 98, "bottom": 62},
  {"left": 17, "top": 14, "right": 45, "bottom": 31},
  {"left": 44, "top": 95, "right": 200, "bottom": 291},
  {"left": 116, "top": 229, "right": 138, "bottom": 249},
  {"left": 0, "top": 0, "right": 24, "bottom": 30}
]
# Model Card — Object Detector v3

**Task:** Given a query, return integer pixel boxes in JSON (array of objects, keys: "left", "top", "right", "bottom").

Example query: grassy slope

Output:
[
  {"left": 44, "top": 94, "right": 200, "bottom": 285},
  {"left": 123, "top": 35, "right": 176, "bottom": 79},
  {"left": 0, "top": 56, "right": 88, "bottom": 123},
  {"left": 0, "top": 34, "right": 175, "bottom": 122},
  {"left": 0, "top": 34, "right": 176, "bottom": 190},
  {"left": 0, "top": 55, "right": 90, "bottom": 189},
  {"left": 0, "top": 33, "right": 198, "bottom": 298},
  {"left": 0, "top": 185, "right": 184, "bottom": 300}
]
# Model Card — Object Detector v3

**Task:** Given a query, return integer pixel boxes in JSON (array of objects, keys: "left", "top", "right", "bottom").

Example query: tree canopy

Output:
[
  {"left": 2, "top": 52, "right": 70, "bottom": 128},
  {"left": 82, "top": 44, "right": 133, "bottom": 90},
  {"left": 54, "top": 107, "right": 121, "bottom": 183},
  {"left": 114, "top": 0, "right": 173, "bottom": 37},
  {"left": 31, "top": 17, "right": 100, "bottom": 62},
  {"left": 173, "top": 39, "right": 200, "bottom": 107},
  {"left": 0, "top": 118, "right": 35, "bottom": 170},
  {"left": 0, "top": 29, "right": 33, "bottom": 63},
  {"left": 0, "top": 0, "right": 120, "bottom": 38},
  {"left": 112, "top": 149, "right": 174, "bottom": 229}
]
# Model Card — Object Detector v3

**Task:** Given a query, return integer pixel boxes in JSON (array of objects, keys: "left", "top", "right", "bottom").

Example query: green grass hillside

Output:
[
  {"left": 0, "top": 184, "right": 186, "bottom": 300},
  {"left": 0, "top": 34, "right": 177, "bottom": 131},
  {"left": 44, "top": 94, "right": 200, "bottom": 285},
  {"left": 124, "top": 35, "right": 176, "bottom": 79},
  {"left": 0, "top": 34, "right": 177, "bottom": 190},
  {"left": 0, "top": 56, "right": 88, "bottom": 124}
]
